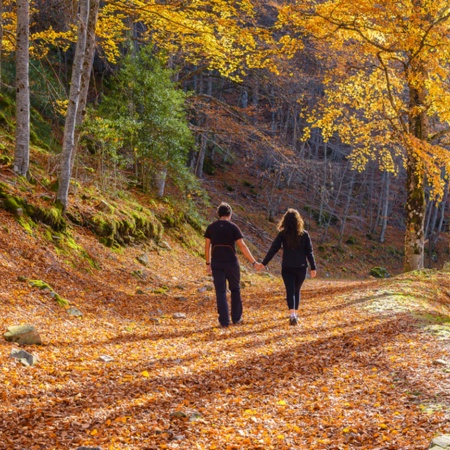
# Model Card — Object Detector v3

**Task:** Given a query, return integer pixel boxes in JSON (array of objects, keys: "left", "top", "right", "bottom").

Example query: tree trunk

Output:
[
  {"left": 404, "top": 78, "right": 427, "bottom": 272},
  {"left": 379, "top": 171, "right": 390, "bottom": 243},
  {"left": 195, "top": 133, "right": 207, "bottom": 178},
  {"left": 56, "top": 0, "right": 90, "bottom": 210},
  {"left": 73, "top": 0, "right": 99, "bottom": 155},
  {"left": 13, "top": 0, "right": 30, "bottom": 177},
  {"left": 155, "top": 166, "right": 167, "bottom": 198},
  {"left": 437, "top": 180, "right": 449, "bottom": 236},
  {"left": 339, "top": 171, "right": 355, "bottom": 245}
]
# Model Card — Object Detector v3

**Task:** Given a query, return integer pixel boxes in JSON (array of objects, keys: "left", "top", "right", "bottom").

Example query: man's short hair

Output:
[{"left": 217, "top": 202, "right": 232, "bottom": 218}]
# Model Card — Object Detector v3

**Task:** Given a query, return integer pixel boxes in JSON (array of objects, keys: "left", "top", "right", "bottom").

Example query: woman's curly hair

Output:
[{"left": 277, "top": 208, "right": 305, "bottom": 249}]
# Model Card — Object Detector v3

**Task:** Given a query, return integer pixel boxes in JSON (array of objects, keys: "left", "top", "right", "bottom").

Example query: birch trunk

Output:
[
  {"left": 195, "top": 133, "right": 207, "bottom": 178},
  {"left": 57, "top": 0, "right": 90, "bottom": 210},
  {"left": 13, "top": 0, "right": 30, "bottom": 177},
  {"left": 155, "top": 167, "right": 167, "bottom": 198},
  {"left": 379, "top": 171, "right": 390, "bottom": 243},
  {"left": 73, "top": 0, "right": 99, "bottom": 155}
]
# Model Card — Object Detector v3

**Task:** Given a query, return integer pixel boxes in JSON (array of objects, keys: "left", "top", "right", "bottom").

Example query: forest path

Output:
[{"left": 1, "top": 276, "right": 450, "bottom": 449}]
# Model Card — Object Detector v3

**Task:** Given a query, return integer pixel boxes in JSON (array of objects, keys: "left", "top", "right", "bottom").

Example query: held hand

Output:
[
  {"left": 255, "top": 262, "right": 265, "bottom": 272},
  {"left": 310, "top": 269, "right": 317, "bottom": 278}
]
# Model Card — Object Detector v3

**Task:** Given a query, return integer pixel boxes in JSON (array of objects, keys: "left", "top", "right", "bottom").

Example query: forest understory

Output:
[{"left": 1, "top": 198, "right": 450, "bottom": 449}]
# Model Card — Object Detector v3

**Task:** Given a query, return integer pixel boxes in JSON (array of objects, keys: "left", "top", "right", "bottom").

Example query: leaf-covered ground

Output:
[{"left": 1, "top": 211, "right": 450, "bottom": 449}]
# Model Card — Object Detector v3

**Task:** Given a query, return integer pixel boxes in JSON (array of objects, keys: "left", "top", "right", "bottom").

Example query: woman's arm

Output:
[
  {"left": 305, "top": 232, "right": 317, "bottom": 271},
  {"left": 261, "top": 233, "right": 282, "bottom": 267}
]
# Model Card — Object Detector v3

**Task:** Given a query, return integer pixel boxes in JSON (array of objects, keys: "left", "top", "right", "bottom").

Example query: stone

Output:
[
  {"left": 67, "top": 306, "right": 83, "bottom": 317},
  {"left": 173, "top": 313, "right": 186, "bottom": 319},
  {"left": 98, "top": 355, "right": 114, "bottom": 363},
  {"left": 4, "top": 325, "right": 42, "bottom": 345},
  {"left": 173, "top": 435, "right": 186, "bottom": 440},
  {"left": 433, "top": 359, "right": 449, "bottom": 366},
  {"left": 10, "top": 349, "right": 37, "bottom": 366},
  {"left": 158, "top": 241, "right": 172, "bottom": 251},
  {"left": 175, "top": 296, "right": 188, "bottom": 302},
  {"left": 137, "top": 254, "right": 149, "bottom": 266},
  {"left": 170, "top": 411, "right": 187, "bottom": 418},
  {"left": 149, "top": 318, "right": 160, "bottom": 324},
  {"left": 189, "top": 411, "right": 202, "bottom": 422},
  {"left": 17, "top": 275, "right": 27, "bottom": 282},
  {"left": 429, "top": 435, "right": 450, "bottom": 449}
]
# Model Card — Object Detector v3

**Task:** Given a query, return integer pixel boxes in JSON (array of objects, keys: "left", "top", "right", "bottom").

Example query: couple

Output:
[{"left": 204, "top": 202, "right": 317, "bottom": 327}]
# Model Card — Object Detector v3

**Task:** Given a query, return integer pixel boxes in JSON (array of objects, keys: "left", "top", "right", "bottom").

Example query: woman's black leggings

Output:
[{"left": 281, "top": 267, "right": 307, "bottom": 310}]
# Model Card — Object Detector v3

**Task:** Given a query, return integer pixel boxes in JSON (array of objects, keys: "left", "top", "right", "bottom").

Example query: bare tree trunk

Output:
[
  {"left": 73, "top": 0, "right": 99, "bottom": 154},
  {"left": 252, "top": 78, "right": 258, "bottom": 124},
  {"left": 195, "top": 133, "right": 207, "bottom": 178},
  {"left": 437, "top": 180, "right": 449, "bottom": 236},
  {"left": 241, "top": 87, "right": 248, "bottom": 108},
  {"left": 155, "top": 165, "right": 167, "bottom": 197},
  {"left": 338, "top": 171, "right": 355, "bottom": 245},
  {"left": 13, "top": 0, "right": 30, "bottom": 177},
  {"left": 56, "top": 0, "right": 90, "bottom": 210},
  {"left": 318, "top": 142, "right": 328, "bottom": 225},
  {"left": 379, "top": 171, "right": 390, "bottom": 243}
]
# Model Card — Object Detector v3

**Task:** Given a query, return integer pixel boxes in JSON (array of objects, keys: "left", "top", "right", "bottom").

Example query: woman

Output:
[{"left": 261, "top": 209, "right": 317, "bottom": 325}]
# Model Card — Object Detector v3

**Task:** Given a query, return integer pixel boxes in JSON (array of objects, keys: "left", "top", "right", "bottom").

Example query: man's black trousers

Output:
[{"left": 211, "top": 261, "right": 242, "bottom": 326}]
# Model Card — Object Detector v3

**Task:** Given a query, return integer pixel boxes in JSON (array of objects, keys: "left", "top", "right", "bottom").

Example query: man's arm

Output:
[
  {"left": 205, "top": 238, "right": 212, "bottom": 274},
  {"left": 236, "top": 239, "right": 263, "bottom": 269}
]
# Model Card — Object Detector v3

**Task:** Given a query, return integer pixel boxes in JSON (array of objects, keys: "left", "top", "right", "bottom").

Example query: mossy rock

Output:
[
  {"left": 3, "top": 197, "right": 24, "bottom": 215},
  {"left": 29, "top": 279, "right": 69, "bottom": 307},
  {"left": 32, "top": 206, "right": 67, "bottom": 231},
  {"left": 370, "top": 266, "right": 391, "bottom": 278},
  {"left": 89, "top": 205, "right": 162, "bottom": 247}
]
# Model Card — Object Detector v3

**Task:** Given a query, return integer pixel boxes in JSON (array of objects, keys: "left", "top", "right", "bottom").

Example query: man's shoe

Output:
[
  {"left": 289, "top": 316, "right": 298, "bottom": 326},
  {"left": 233, "top": 319, "right": 244, "bottom": 325}
]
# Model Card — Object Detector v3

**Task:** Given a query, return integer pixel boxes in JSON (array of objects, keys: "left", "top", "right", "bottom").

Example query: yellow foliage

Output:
[{"left": 281, "top": 0, "right": 450, "bottom": 198}]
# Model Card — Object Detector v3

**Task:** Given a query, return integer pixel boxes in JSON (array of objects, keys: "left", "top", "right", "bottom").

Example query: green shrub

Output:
[{"left": 370, "top": 267, "right": 391, "bottom": 278}]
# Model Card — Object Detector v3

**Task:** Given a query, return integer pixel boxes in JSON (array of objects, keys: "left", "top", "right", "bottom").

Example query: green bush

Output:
[{"left": 370, "top": 267, "right": 391, "bottom": 278}]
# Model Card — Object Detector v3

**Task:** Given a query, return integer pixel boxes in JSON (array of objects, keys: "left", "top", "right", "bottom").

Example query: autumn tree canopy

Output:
[{"left": 277, "top": 0, "right": 450, "bottom": 270}]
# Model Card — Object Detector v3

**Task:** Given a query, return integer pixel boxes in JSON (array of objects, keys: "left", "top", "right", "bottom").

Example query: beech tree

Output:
[
  {"left": 278, "top": 0, "right": 450, "bottom": 271},
  {"left": 13, "top": 0, "right": 30, "bottom": 177}
]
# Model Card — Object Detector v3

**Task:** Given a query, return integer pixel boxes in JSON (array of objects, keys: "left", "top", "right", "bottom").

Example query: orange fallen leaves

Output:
[{"left": 1, "top": 209, "right": 450, "bottom": 449}]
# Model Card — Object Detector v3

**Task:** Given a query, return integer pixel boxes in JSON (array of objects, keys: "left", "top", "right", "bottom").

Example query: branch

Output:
[{"left": 429, "top": 127, "right": 450, "bottom": 143}]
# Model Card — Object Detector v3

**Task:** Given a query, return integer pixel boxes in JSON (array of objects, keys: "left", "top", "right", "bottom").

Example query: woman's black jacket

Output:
[{"left": 261, "top": 231, "right": 316, "bottom": 270}]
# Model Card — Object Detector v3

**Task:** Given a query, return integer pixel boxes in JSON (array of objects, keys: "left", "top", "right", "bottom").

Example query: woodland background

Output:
[
  {"left": 1, "top": 0, "right": 450, "bottom": 274},
  {"left": 1, "top": 1, "right": 450, "bottom": 449}
]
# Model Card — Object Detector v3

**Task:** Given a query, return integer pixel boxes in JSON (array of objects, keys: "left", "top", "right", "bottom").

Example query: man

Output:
[{"left": 204, "top": 202, "right": 263, "bottom": 327}]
